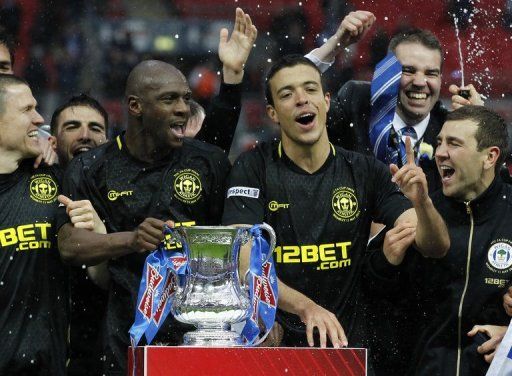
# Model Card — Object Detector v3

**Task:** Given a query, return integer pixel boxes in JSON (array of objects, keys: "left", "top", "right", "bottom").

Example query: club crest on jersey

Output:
[
  {"left": 173, "top": 169, "right": 202, "bottom": 204},
  {"left": 487, "top": 239, "right": 512, "bottom": 272},
  {"left": 29, "top": 174, "right": 58, "bottom": 203},
  {"left": 331, "top": 187, "right": 360, "bottom": 222}
]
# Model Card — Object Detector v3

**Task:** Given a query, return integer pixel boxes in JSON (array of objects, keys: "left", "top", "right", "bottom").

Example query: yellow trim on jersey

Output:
[
  {"left": 116, "top": 135, "right": 123, "bottom": 150},
  {"left": 277, "top": 141, "right": 336, "bottom": 157}
]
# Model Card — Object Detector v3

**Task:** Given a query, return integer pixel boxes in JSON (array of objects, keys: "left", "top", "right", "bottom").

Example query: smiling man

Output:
[
  {"left": 378, "top": 105, "right": 512, "bottom": 375},
  {"left": 0, "top": 74, "right": 67, "bottom": 375},
  {"left": 49, "top": 94, "right": 108, "bottom": 168},
  {"left": 222, "top": 55, "right": 449, "bottom": 363},
  {"left": 308, "top": 24, "right": 483, "bottom": 192},
  {"left": 330, "top": 29, "right": 448, "bottom": 192},
  {"left": 46, "top": 93, "right": 110, "bottom": 376}
]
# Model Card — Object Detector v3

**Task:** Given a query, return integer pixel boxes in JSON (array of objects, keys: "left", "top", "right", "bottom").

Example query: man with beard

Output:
[{"left": 47, "top": 93, "right": 109, "bottom": 376}]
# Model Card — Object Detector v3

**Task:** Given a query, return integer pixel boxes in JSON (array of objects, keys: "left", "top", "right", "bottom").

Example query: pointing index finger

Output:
[
  {"left": 58, "top": 194, "right": 72, "bottom": 207},
  {"left": 405, "top": 136, "right": 414, "bottom": 165}
]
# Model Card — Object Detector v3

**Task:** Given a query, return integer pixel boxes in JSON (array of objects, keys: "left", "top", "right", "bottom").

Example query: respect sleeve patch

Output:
[{"left": 227, "top": 186, "right": 260, "bottom": 199}]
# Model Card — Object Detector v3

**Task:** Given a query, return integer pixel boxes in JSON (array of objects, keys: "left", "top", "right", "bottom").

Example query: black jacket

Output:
[
  {"left": 403, "top": 178, "right": 512, "bottom": 375},
  {"left": 367, "top": 178, "right": 512, "bottom": 375},
  {"left": 328, "top": 80, "right": 447, "bottom": 193}
]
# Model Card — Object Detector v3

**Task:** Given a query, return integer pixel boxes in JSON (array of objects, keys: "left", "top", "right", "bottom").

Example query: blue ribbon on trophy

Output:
[
  {"left": 241, "top": 225, "right": 278, "bottom": 345},
  {"left": 130, "top": 223, "right": 278, "bottom": 351},
  {"left": 129, "top": 225, "right": 188, "bottom": 347}
]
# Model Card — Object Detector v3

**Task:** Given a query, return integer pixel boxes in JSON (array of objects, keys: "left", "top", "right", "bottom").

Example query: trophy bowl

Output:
[{"left": 169, "top": 224, "right": 275, "bottom": 346}]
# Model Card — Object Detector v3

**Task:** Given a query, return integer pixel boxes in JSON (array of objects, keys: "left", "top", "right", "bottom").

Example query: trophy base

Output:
[{"left": 182, "top": 328, "right": 243, "bottom": 347}]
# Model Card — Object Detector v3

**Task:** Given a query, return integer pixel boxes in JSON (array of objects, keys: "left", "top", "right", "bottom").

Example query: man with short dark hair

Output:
[
  {"left": 46, "top": 93, "right": 110, "bottom": 376},
  {"left": 49, "top": 93, "right": 108, "bottom": 167},
  {"left": 0, "top": 74, "right": 67, "bottom": 375},
  {"left": 222, "top": 54, "right": 449, "bottom": 357},
  {"left": 376, "top": 106, "right": 512, "bottom": 375},
  {"left": 56, "top": 8, "right": 256, "bottom": 374},
  {"left": 308, "top": 18, "right": 483, "bottom": 192}
]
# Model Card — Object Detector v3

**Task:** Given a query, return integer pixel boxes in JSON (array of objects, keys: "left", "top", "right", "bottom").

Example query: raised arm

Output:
[
  {"left": 219, "top": 7, "right": 257, "bottom": 84},
  {"left": 197, "top": 7, "right": 257, "bottom": 151},
  {"left": 307, "top": 10, "right": 375, "bottom": 71},
  {"left": 391, "top": 137, "right": 450, "bottom": 258}
]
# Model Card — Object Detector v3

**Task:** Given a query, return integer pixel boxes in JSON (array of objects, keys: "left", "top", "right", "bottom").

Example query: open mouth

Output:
[
  {"left": 28, "top": 130, "right": 39, "bottom": 138},
  {"left": 406, "top": 92, "right": 428, "bottom": 100},
  {"left": 72, "top": 146, "right": 92, "bottom": 156},
  {"left": 295, "top": 113, "right": 316, "bottom": 126},
  {"left": 170, "top": 123, "right": 185, "bottom": 139},
  {"left": 439, "top": 165, "right": 455, "bottom": 181}
]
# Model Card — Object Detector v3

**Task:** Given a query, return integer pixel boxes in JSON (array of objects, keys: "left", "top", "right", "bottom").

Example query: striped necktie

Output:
[
  {"left": 398, "top": 126, "right": 417, "bottom": 167},
  {"left": 369, "top": 53, "right": 402, "bottom": 164}
]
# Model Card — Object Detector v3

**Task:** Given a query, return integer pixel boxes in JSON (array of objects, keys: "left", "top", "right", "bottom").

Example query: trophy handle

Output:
[{"left": 258, "top": 222, "right": 276, "bottom": 263}]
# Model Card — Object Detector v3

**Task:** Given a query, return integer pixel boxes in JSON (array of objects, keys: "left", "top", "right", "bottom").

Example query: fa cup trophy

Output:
[
  {"left": 129, "top": 223, "right": 277, "bottom": 348},
  {"left": 169, "top": 224, "right": 276, "bottom": 346}
]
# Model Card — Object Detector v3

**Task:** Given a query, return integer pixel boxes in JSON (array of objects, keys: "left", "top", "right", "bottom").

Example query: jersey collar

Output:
[
  {"left": 277, "top": 141, "right": 336, "bottom": 175},
  {"left": 115, "top": 132, "right": 177, "bottom": 166}
]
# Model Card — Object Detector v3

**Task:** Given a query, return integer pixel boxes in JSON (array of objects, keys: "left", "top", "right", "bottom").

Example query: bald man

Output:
[{"left": 56, "top": 8, "right": 256, "bottom": 374}]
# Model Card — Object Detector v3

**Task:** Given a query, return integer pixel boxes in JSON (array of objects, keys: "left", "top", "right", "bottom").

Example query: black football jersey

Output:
[
  {"left": 223, "top": 141, "right": 410, "bottom": 345},
  {"left": 0, "top": 161, "right": 67, "bottom": 375},
  {"left": 57, "top": 134, "right": 231, "bottom": 373}
]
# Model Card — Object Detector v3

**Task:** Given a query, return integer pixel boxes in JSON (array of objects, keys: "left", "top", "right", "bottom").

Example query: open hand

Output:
[
  {"left": 299, "top": 300, "right": 347, "bottom": 348},
  {"left": 219, "top": 7, "right": 257, "bottom": 76}
]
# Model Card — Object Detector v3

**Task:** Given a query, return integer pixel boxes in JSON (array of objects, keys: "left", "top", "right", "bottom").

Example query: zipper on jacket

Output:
[{"left": 456, "top": 202, "right": 474, "bottom": 376}]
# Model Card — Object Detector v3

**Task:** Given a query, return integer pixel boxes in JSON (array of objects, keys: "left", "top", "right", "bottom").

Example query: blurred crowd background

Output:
[{"left": 2, "top": 0, "right": 511, "bottom": 159}]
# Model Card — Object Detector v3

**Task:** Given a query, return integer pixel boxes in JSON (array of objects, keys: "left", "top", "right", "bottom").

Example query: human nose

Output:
[
  {"left": 295, "top": 88, "right": 309, "bottom": 105},
  {"left": 435, "top": 142, "right": 447, "bottom": 159},
  {"left": 33, "top": 110, "right": 44, "bottom": 126},
  {"left": 174, "top": 97, "right": 190, "bottom": 116},
  {"left": 412, "top": 72, "right": 427, "bottom": 87},
  {"left": 78, "top": 125, "right": 91, "bottom": 140}
]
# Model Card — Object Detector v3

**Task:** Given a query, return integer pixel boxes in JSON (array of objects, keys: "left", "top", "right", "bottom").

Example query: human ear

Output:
[{"left": 266, "top": 104, "right": 279, "bottom": 125}]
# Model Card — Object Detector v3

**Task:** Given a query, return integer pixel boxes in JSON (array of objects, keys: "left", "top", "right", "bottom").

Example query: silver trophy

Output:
[{"left": 169, "top": 224, "right": 276, "bottom": 346}]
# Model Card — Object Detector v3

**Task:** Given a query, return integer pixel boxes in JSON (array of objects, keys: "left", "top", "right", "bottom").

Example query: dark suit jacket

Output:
[{"left": 327, "top": 80, "right": 448, "bottom": 193}]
